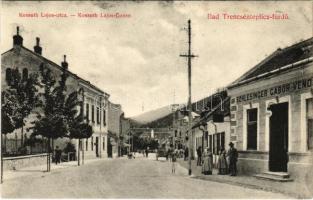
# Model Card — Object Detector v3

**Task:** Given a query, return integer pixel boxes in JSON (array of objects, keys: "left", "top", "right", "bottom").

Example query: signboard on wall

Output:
[{"left": 236, "top": 77, "right": 313, "bottom": 103}]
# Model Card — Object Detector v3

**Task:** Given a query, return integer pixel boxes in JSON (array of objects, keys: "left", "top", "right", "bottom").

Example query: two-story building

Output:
[{"left": 1, "top": 26, "right": 110, "bottom": 160}]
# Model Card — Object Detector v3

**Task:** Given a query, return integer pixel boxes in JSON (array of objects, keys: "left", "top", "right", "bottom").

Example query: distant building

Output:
[
  {"left": 120, "top": 113, "right": 131, "bottom": 155},
  {"left": 227, "top": 37, "right": 313, "bottom": 182},
  {"left": 107, "top": 101, "right": 123, "bottom": 158}
]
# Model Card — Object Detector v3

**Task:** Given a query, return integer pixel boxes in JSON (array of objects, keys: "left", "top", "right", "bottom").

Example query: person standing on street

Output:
[
  {"left": 172, "top": 149, "right": 177, "bottom": 174},
  {"left": 204, "top": 148, "right": 213, "bottom": 175},
  {"left": 184, "top": 147, "right": 189, "bottom": 161},
  {"left": 145, "top": 147, "right": 149, "bottom": 158},
  {"left": 54, "top": 146, "right": 62, "bottom": 165},
  {"left": 197, "top": 146, "right": 202, "bottom": 166},
  {"left": 218, "top": 147, "right": 228, "bottom": 175},
  {"left": 227, "top": 142, "right": 238, "bottom": 176}
]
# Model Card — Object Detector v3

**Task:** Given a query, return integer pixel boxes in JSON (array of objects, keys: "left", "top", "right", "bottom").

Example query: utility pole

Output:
[{"left": 180, "top": 19, "right": 197, "bottom": 176}]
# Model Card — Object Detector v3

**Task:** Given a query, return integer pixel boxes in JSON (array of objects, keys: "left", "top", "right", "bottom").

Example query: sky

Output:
[{"left": 1, "top": 1, "right": 312, "bottom": 117}]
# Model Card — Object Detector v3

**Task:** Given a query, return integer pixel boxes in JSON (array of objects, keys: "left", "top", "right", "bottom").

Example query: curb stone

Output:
[{"left": 177, "top": 162, "right": 307, "bottom": 199}]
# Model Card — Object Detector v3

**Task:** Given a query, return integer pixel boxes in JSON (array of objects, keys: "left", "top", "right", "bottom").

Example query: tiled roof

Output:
[
  {"left": 229, "top": 37, "right": 313, "bottom": 88},
  {"left": 2, "top": 46, "right": 106, "bottom": 95}
]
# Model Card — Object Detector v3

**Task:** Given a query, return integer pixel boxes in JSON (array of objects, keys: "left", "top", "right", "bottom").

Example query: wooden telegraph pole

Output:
[{"left": 180, "top": 19, "right": 197, "bottom": 176}]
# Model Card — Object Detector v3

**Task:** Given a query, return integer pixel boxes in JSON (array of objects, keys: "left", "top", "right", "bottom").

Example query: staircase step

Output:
[
  {"left": 263, "top": 171, "right": 290, "bottom": 178},
  {"left": 254, "top": 173, "right": 293, "bottom": 182}
]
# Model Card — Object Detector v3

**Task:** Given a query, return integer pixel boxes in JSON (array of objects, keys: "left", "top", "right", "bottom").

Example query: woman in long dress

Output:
[
  {"left": 218, "top": 147, "right": 228, "bottom": 175},
  {"left": 207, "top": 148, "right": 213, "bottom": 175},
  {"left": 202, "top": 148, "right": 213, "bottom": 175}
]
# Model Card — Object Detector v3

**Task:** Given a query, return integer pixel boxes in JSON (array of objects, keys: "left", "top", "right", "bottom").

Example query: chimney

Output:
[
  {"left": 13, "top": 26, "right": 23, "bottom": 46},
  {"left": 33, "top": 37, "right": 42, "bottom": 55},
  {"left": 61, "top": 55, "right": 68, "bottom": 70}
]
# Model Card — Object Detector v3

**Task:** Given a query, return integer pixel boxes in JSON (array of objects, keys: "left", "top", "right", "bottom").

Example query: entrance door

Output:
[
  {"left": 107, "top": 137, "right": 112, "bottom": 158},
  {"left": 269, "top": 102, "right": 289, "bottom": 172},
  {"left": 95, "top": 137, "right": 99, "bottom": 157}
]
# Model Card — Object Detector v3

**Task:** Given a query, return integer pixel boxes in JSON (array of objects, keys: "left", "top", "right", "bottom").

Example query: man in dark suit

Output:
[
  {"left": 55, "top": 146, "right": 62, "bottom": 165},
  {"left": 227, "top": 142, "right": 238, "bottom": 176},
  {"left": 196, "top": 146, "right": 202, "bottom": 166}
]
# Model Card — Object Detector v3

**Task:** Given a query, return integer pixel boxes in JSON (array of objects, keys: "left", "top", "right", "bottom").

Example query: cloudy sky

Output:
[{"left": 2, "top": 1, "right": 312, "bottom": 117}]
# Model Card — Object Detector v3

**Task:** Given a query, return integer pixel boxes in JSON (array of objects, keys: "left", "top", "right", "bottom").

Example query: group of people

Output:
[{"left": 197, "top": 142, "right": 238, "bottom": 176}]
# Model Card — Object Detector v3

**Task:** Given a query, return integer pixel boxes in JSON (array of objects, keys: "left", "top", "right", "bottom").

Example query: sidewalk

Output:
[
  {"left": 3, "top": 157, "right": 113, "bottom": 182},
  {"left": 177, "top": 159, "right": 312, "bottom": 199}
]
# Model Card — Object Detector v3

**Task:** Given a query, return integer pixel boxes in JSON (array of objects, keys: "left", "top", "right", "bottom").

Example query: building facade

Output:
[
  {"left": 107, "top": 101, "right": 122, "bottom": 158},
  {"left": 1, "top": 26, "right": 110, "bottom": 160},
  {"left": 227, "top": 38, "right": 313, "bottom": 182}
]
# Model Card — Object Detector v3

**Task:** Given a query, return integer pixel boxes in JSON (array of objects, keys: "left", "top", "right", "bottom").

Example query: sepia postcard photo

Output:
[{"left": 1, "top": 0, "right": 313, "bottom": 199}]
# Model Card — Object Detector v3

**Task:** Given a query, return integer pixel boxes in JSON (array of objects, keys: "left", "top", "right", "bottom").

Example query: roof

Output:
[
  {"left": 229, "top": 37, "right": 313, "bottom": 89},
  {"left": 2, "top": 46, "right": 106, "bottom": 95}
]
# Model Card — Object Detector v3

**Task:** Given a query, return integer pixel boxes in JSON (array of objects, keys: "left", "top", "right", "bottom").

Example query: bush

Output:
[{"left": 63, "top": 142, "right": 76, "bottom": 153}]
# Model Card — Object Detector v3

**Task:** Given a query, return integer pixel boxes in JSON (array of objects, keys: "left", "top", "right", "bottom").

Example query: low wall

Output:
[
  {"left": 3, "top": 154, "right": 50, "bottom": 171},
  {"left": 237, "top": 151, "right": 269, "bottom": 175},
  {"left": 288, "top": 152, "right": 313, "bottom": 183}
]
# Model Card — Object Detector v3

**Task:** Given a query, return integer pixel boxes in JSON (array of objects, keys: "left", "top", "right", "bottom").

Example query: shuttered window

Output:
[
  {"left": 86, "top": 139, "right": 88, "bottom": 151},
  {"left": 103, "top": 110, "right": 106, "bottom": 126},
  {"left": 247, "top": 108, "right": 258, "bottom": 150},
  {"left": 86, "top": 104, "right": 90, "bottom": 122},
  {"left": 22, "top": 68, "right": 28, "bottom": 80},
  {"left": 5, "top": 68, "right": 12, "bottom": 85},
  {"left": 97, "top": 107, "right": 100, "bottom": 124},
  {"left": 92, "top": 105, "right": 95, "bottom": 123}
]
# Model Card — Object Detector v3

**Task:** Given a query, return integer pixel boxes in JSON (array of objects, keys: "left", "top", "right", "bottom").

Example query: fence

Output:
[{"left": 2, "top": 138, "right": 48, "bottom": 157}]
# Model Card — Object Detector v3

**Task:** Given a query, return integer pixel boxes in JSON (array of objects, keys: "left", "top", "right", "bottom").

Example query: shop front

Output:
[{"left": 227, "top": 38, "right": 313, "bottom": 182}]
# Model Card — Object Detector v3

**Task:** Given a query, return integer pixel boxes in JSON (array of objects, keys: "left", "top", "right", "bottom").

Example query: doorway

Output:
[
  {"left": 269, "top": 102, "right": 289, "bottom": 172},
  {"left": 107, "top": 137, "right": 112, "bottom": 158},
  {"left": 95, "top": 137, "right": 99, "bottom": 157}
]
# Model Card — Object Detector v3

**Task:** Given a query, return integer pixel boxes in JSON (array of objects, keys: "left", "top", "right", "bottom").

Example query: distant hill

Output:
[{"left": 130, "top": 105, "right": 175, "bottom": 125}]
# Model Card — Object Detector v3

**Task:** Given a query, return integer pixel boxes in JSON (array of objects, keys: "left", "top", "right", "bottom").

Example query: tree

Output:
[
  {"left": 32, "top": 64, "right": 68, "bottom": 140},
  {"left": 65, "top": 91, "right": 93, "bottom": 139},
  {"left": 1, "top": 68, "right": 39, "bottom": 151},
  {"left": 32, "top": 63, "right": 93, "bottom": 167}
]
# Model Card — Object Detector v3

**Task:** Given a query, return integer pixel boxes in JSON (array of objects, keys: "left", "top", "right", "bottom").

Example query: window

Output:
[
  {"left": 103, "top": 137, "right": 105, "bottom": 150},
  {"left": 217, "top": 133, "right": 221, "bottom": 153},
  {"left": 97, "top": 107, "right": 100, "bottom": 124},
  {"left": 91, "top": 137, "right": 94, "bottom": 151},
  {"left": 179, "top": 131, "right": 182, "bottom": 137},
  {"left": 79, "top": 140, "right": 82, "bottom": 150},
  {"left": 86, "top": 103, "right": 90, "bottom": 122},
  {"left": 5, "top": 68, "right": 12, "bottom": 85},
  {"left": 221, "top": 132, "right": 225, "bottom": 150},
  {"left": 86, "top": 139, "right": 88, "bottom": 151},
  {"left": 211, "top": 132, "right": 225, "bottom": 155},
  {"left": 92, "top": 105, "right": 95, "bottom": 123},
  {"left": 174, "top": 130, "right": 177, "bottom": 137},
  {"left": 103, "top": 110, "right": 106, "bottom": 126},
  {"left": 307, "top": 98, "right": 313, "bottom": 149},
  {"left": 22, "top": 68, "right": 28, "bottom": 80},
  {"left": 209, "top": 135, "right": 212, "bottom": 150},
  {"left": 247, "top": 108, "right": 258, "bottom": 150},
  {"left": 213, "top": 134, "right": 216, "bottom": 154}
]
